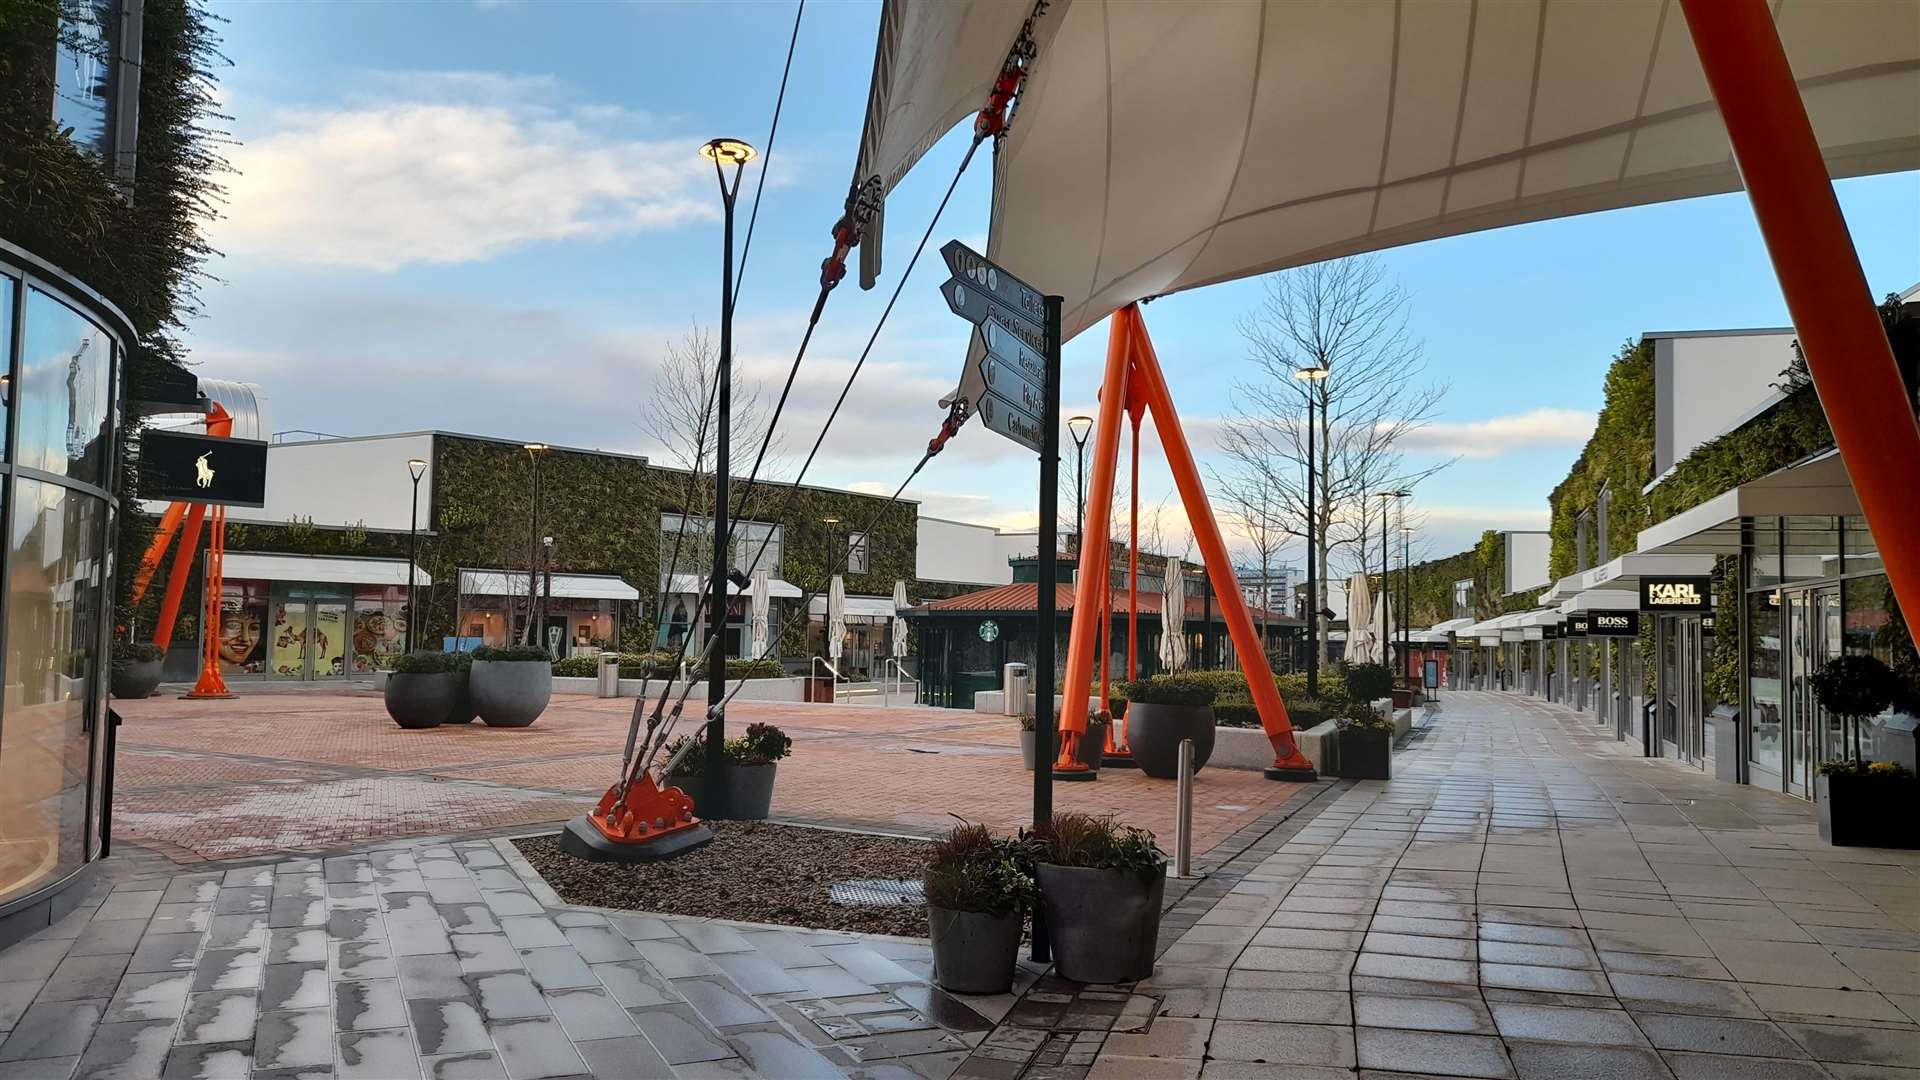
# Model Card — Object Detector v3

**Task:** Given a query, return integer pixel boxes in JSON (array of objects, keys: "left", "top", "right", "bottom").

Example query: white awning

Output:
[
  {"left": 1517, "top": 609, "right": 1565, "bottom": 628},
  {"left": 1558, "top": 589, "right": 1640, "bottom": 615},
  {"left": 1636, "top": 449, "right": 1861, "bottom": 556},
  {"left": 224, "top": 553, "right": 430, "bottom": 588},
  {"left": 1428, "top": 617, "right": 1475, "bottom": 635},
  {"left": 460, "top": 569, "right": 639, "bottom": 601},
  {"left": 1575, "top": 552, "right": 1716, "bottom": 593},
  {"left": 808, "top": 595, "right": 897, "bottom": 621},
  {"left": 664, "top": 573, "right": 801, "bottom": 600},
  {"left": 1539, "top": 573, "right": 1584, "bottom": 606}
]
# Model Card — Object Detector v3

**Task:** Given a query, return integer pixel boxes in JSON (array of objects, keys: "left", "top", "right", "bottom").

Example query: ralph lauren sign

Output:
[
  {"left": 1640, "top": 575, "right": 1712, "bottom": 612},
  {"left": 1589, "top": 611, "right": 1641, "bottom": 637},
  {"left": 138, "top": 429, "right": 269, "bottom": 507}
]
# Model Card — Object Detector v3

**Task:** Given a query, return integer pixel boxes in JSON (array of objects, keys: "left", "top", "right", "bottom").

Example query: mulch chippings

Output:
[{"left": 515, "top": 822, "right": 931, "bottom": 937}]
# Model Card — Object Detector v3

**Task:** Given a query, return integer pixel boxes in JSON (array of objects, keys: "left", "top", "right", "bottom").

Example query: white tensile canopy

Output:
[{"left": 851, "top": 0, "right": 1919, "bottom": 342}]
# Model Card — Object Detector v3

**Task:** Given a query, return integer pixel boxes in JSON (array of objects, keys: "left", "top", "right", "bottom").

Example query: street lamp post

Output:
[
  {"left": 1373, "top": 490, "right": 1410, "bottom": 667},
  {"left": 405, "top": 458, "right": 426, "bottom": 654},
  {"left": 541, "top": 535, "right": 555, "bottom": 657},
  {"left": 1067, "top": 415, "right": 1092, "bottom": 554},
  {"left": 1294, "top": 367, "right": 1328, "bottom": 697},
  {"left": 820, "top": 516, "right": 839, "bottom": 657},
  {"left": 701, "top": 137, "right": 757, "bottom": 803},
  {"left": 522, "top": 443, "right": 548, "bottom": 645},
  {"left": 1400, "top": 524, "right": 1414, "bottom": 679}
]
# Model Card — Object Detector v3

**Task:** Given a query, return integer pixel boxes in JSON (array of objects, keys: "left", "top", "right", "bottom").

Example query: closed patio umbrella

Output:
[
  {"left": 1158, "top": 556, "right": 1187, "bottom": 673},
  {"left": 748, "top": 569, "right": 771, "bottom": 661},
  {"left": 1374, "top": 588, "right": 1394, "bottom": 672},
  {"left": 826, "top": 575, "right": 847, "bottom": 668},
  {"left": 1346, "top": 572, "right": 1376, "bottom": 664},
  {"left": 891, "top": 579, "right": 909, "bottom": 660}
]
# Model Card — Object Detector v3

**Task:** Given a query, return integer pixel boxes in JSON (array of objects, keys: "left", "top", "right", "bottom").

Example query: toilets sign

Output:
[{"left": 1640, "top": 575, "right": 1712, "bottom": 612}]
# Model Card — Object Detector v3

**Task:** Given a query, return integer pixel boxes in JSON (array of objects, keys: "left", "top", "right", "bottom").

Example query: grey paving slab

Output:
[
  {"left": 333, "top": 978, "right": 408, "bottom": 1032},
  {"left": 629, "top": 1003, "right": 733, "bottom": 1065},
  {"left": 160, "top": 1040, "right": 252, "bottom": 1080},
  {"left": 419, "top": 1051, "right": 507, "bottom": 1080},
  {"left": 335, "top": 1026, "right": 422, "bottom": 1080},
  {"left": 573, "top": 1034, "right": 672, "bottom": 1080},
  {"left": 0, "top": 1000, "right": 104, "bottom": 1061},
  {"left": 490, "top": 1016, "right": 589, "bottom": 1079},
  {"left": 543, "top": 986, "right": 640, "bottom": 1042},
  {"left": 177, "top": 989, "right": 259, "bottom": 1045},
  {"left": 407, "top": 998, "right": 491, "bottom": 1056}
]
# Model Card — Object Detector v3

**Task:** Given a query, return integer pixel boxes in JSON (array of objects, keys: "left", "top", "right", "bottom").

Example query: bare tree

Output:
[{"left": 1215, "top": 257, "right": 1453, "bottom": 666}]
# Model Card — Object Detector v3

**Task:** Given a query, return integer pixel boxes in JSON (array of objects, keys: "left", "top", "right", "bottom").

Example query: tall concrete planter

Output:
[
  {"left": 110, "top": 660, "right": 163, "bottom": 700},
  {"left": 445, "top": 667, "right": 478, "bottom": 724},
  {"left": 670, "top": 763, "right": 777, "bottom": 821},
  {"left": 386, "top": 673, "right": 455, "bottom": 729},
  {"left": 1126, "top": 703, "right": 1216, "bottom": 779},
  {"left": 928, "top": 906, "right": 1021, "bottom": 994},
  {"left": 471, "top": 660, "right": 551, "bottom": 727},
  {"left": 1036, "top": 863, "right": 1165, "bottom": 983}
]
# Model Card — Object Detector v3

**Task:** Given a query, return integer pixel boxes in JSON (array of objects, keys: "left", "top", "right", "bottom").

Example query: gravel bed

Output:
[{"left": 515, "top": 822, "right": 932, "bottom": 937}]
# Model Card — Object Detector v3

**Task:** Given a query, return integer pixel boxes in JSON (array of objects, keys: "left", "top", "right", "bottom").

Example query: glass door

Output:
[
  {"left": 1679, "top": 617, "right": 1706, "bottom": 769},
  {"left": 313, "top": 601, "right": 348, "bottom": 678},
  {"left": 1815, "top": 588, "right": 1844, "bottom": 768}
]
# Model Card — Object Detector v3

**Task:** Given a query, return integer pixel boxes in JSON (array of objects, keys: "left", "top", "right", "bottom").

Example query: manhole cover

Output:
[{"left": 829, "top": 878, "right": 924, "bottom": 907}]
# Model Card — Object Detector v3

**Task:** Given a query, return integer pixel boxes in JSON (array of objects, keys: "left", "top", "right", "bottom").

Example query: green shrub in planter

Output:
[
  {"left": 1809, "top": 656, "right": 1911, "bottom": 847},
  {"left": 1120, "top": 676, "right": 1218, "bottom": 778},
  {"left": 1341, "top": 662, "right": 1394, "bottom": 704},
  {"left": 110, "top": 641, "right": 167, "bottom": 699},
  {"left": 386, "top": 651, "right": 458, "bottom": 729},
  {"left": 1278, "top": 669, "right": 1349, "bottom": 709},
  {"left": 473, "top": 644, "right": 551, "bottom": 662},
  {"left": 1120, "top": 674, "right": 1220, "bottom": 707},
  {"left": 1033, "top": 813, "right": 1166, "bottom": 983},
  {"left": 444, "top": 651, "right": 477, "bottom": 724},
  {"left": 924, "top": 823, "right": 1036, "bottom": 994},
  {"left": 471, "top": 645, "right": 553, "bottom": 727},
  {"left": 1336, "top": 702, "right": 1393, "bottom": 780},
  {"left": 666, "top": 723, "right": 793, "bottom": 819}
]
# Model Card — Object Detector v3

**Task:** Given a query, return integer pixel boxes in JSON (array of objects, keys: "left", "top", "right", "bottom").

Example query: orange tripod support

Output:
[
  {"left": 131, "top": 405, "right": 236, "bottom": 698},
  {"left": 1056, "top": 305, "right": 1315, "bottom": 780}
]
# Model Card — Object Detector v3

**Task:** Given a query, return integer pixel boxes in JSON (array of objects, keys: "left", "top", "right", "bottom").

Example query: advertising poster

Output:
[
  {"left": 218, "top": 601, "right": 267, "bottom": 674},
  {"left": 271, "top": 603, "right": 308, "bottom": 676},
  {"left": 353, "top": 606, "right": 404, "bottom": 674},
  {"left": 315, "top": 605, "right": 346, "bottom": 677}
]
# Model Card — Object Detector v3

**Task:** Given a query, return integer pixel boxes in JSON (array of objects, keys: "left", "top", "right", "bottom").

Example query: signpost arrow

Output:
[
  {"left": 975, "top": 391, "right": 1044, "bottom": 454},
  {"left": 942, "top": 240, "right": 1046, "bottom": 326}
]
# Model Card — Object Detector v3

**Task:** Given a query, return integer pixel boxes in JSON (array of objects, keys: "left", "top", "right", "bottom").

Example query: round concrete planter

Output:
[
  {"left": 444, "top": 668, "right": 477, "bottom": 724},
  {"left": 385, "top": 672, "right": 455, "bottom": 729},
  {"left": 1020, "top": 730, "right": 1036, "bottom": 770},
  {"left": 1125, "top": 703, "right": 1216, "bottom": 779},
  {"left": 928, "top": 905, "right": 1022, "bottom": 994},
  {"left": 1036, "top": 862, "right": 1165, "bottom": 983},
  {"left": 110, "top": 660, "right": 163, "bottom": 700},
  {"left": 1074, "top": 721, "right": 1108, "bottom": 772},
  {"left": 669, "top": 763, "right": 777, "bottom": 820},
  {"left": 471, "top": 660, "right": 552, "bottom": 727}
]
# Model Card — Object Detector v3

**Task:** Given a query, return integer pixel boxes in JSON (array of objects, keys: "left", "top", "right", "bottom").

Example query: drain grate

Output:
[{"left": 828, "top": 878, "right": 924, "bottom": 907}]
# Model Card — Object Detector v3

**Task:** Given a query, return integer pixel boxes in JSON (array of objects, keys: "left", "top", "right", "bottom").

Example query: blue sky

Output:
[{"left": 190, "top": 0, "right": 1920, "bottom": 568}]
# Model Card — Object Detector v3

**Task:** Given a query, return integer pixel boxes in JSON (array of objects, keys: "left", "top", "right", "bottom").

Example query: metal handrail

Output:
[
  {"left": 883, "top": 657, "right": 920, "bottom": 707},
  {"left": 809, "top": 656, "right": 842, "bottom": 703}
]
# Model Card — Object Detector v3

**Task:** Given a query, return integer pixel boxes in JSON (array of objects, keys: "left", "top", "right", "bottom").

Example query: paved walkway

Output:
[
  {"left": 952, "top": 691, "right": 1920, "bottom": 1080},
  {"left": 111, "top": 693, "right": 1310, "bottom": 864}
]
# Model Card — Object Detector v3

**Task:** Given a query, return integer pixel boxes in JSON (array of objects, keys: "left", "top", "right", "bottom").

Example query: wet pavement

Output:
[{"left": 3, "top": 690, "right": 1916, "bottom": 1078}]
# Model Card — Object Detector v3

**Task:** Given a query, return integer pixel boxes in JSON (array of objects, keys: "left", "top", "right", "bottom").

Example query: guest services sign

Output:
[{"left": 1640, "top": 576, "right": 1712, "bottom": 613}]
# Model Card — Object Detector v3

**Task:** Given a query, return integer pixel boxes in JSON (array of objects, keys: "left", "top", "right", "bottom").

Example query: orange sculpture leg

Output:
[
  {"left": 186, "top": 507, "right": 233, "bottom": 699},
  {"left": 585, "top": 773, "right": 705, "bottom": 847},
  {"left": 1127, "top": 306, "right": 1315, "bottom": 775},
  {"left": 151, "top": 503, "right": 206, "bottom": 650},
  {"left": 1680, "top": 0, "right": 1920, "bottom": 644},
  {"left": 132, "top": 503, "right": 187, "bottom": 605},
  {"left": 1055, "top": 311, "right": 1134, "bottom": 770}
]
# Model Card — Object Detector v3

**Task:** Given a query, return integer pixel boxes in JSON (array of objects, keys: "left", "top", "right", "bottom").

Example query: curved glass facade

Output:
[{"left": 0, "top": 250, "right": 124, "bottom": 911}]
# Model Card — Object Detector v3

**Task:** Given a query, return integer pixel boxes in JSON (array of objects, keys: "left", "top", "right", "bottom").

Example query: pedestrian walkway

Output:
[{"left": 956, "top": 691, "right": 1920, "bottom": 1079}]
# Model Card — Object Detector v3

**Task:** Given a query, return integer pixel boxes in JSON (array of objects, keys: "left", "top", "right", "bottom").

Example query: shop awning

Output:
[
  {"left": 1557, "top": 589, "right": 1640, "bottom": 615},
  {"left": 460, "top": 570, "right": 640, "bottom": 601},
  {"left": 1636, "top": 448, "right": 1861, "bottom": 556},
  {"left": 1575, "top": 552, "right": 1716, "bottom": 592},
  {"left": 663, "top": 573, "right": 801, "bottom": 600},
  {"left": 807, "top": 595, "right": 898, "bottom": 622},
  {"left": 225, "top": 553, "right": 430, "bottom": 588},
  {"left": 1428, "top": 617, "right": 1475, "bottom": 636}
]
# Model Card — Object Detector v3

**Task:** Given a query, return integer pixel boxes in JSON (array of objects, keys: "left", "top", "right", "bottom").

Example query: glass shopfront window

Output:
[
  {"left": 352, "top": 585, "right": 406, "bottom": 674},
  {"left": 1842, "top": 517, "right": 1883, "bottom": 576},
  {"left": 18, "top": 288, "right": 113, "bottom": 486},
  {"left": 0, "top": 479, "right": 105, "bottom": 905},
  {"left": 1751, "top": 516, "right": 1781, "bottom": 589},
  {"left": 0, "top": 275, "right": 13, "bottom": 444},
  {"left": 1747, "top": 588, "right": 1784, "bottom": 778},
  {"left": 218, "top": 579, "right": 269, "bottom": 675},
  {"left": 1782, "top": 516, "right": 1841, "bottom": 585}
]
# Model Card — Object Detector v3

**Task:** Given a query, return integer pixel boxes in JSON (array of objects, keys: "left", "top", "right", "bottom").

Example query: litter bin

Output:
[
  {"left": 1003, "top": 663, "right": 1030, "bottom": 716},
  {"left": 597, "top": 653, "right": 620, "bottom": 698}
]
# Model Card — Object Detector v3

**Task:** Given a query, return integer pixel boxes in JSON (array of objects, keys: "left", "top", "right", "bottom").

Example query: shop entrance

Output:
[
  {"left": 1782, "top": 586, "right": 1842, "bottom": 799},
  {"left": 1658, "top": 615, "right": 1709, "bottom": 768},
  {"left": 269, "top": 584, "right": 351, "bottom": 680}
]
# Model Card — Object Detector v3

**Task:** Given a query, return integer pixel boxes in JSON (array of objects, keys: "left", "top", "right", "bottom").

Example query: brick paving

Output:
[
  {"left": 109, "top": 692, "right": 1314, "bottom": 865},
  {"left": 952, "top": 691, "right": 1920, "bottom": 1080}
]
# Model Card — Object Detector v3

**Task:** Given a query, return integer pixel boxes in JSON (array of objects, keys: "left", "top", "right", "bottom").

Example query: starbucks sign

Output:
[{"left": 978, "top": 619, "right": 1000, "bottom": 642}]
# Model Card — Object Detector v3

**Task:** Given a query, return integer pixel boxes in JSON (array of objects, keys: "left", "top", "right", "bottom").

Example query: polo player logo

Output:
[{"left": 194, "top": 452, "right": 214, "bottom": 489}]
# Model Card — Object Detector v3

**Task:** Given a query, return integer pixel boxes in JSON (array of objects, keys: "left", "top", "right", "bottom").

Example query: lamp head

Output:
[
  {"left": 407, "top": 458, "right": 427, "bottom": 481},
  {"left": 523, "top": 442, "right": 547, "bottom": 453},
  {"left": 822, "top": 516, "right": 840, "bottom": 526},
  {"left": 700, "top": 138, "right": 757, "bottom": 166},
  {"left": 1066, "top": 415, "right": 1093, "bottom": 444},
  {"left": 1293, "top": 366, "right": 1329, "bottom": 382}
]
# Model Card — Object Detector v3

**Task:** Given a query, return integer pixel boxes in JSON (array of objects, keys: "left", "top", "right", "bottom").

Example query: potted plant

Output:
[
  {"left": 1034, "top": 813, "right": 1166, "bottom": 983},
  {"left": 1121, "top": 674, "right": 1218, "bottom": 779},
  {"left": 1343, "top": 662, "right": 1394, "bottom": 708},
  {"left": 385, "top": 652, "right": 457, "bottom": 729},
  {"left": 1810, "top": 655, "right": 1914, "bottom": 847},
  {"left": 110, "top": 641, "right": 166, "bottom": 699},
  {"left": 666, "top": 723, "right": 792, "bottom": 820},
  {"left": 1017, "top": 712, "right": 1038, "bottom": 770},
  {"left": 470, "top": 644, "right": 553, "bottom": 727},
  {"left": 924, "top": 823, "right": 1035, "bottom": 994},
  {"left": 1336, "top": 703, "right": 1393, "bottom": 780},
  {"left": 444, "top": 651, "right": 477, "bottom": 724}
]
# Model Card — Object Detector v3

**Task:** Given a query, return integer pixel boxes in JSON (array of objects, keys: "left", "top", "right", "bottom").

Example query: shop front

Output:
[
  {"left": 458, "top": 569, "right": 640, "bottom": 655},
  {"left": 210, "top": 554, "right": 429, "bottom": 680},
  {"left": 806, "top": 593, "right": 900, "bottom": 680}
]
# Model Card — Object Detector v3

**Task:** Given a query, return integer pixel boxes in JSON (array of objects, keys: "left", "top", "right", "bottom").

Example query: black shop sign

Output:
[
  {"left": 1640, "top": 575, "right": 1712, "bottom": 613},
  {"left": 138, "top": 428, "right": 269, "bottom": 507},
  {"left": 1589, "top": 610, "right": 1641, "bottom": 637},
  {"left": 1565, "top": 614, "right": 1591, "bottom": 637},
  {"left": 1701, "top": 612, "right": 1718, "bottom": 635}
]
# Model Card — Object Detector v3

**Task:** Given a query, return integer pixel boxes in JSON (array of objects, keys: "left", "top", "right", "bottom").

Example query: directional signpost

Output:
[{"left": 938, "top": 239, "right": 1061, "bottom": 963}]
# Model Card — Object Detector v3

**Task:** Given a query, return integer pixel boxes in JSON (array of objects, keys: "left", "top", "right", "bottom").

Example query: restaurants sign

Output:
[
  {"left": 1640, "top": 575, "right": 1712, "bottom": 613},
  {"left": 1589, "top": 610, "right": 1641, "bottom": 637},
  {"left": 138, "top": 428, "right": 269, "bottom": 507}
]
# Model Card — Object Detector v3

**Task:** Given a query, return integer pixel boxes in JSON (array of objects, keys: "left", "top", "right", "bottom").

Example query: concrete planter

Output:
[
  {"left": 110, "top": 660, "right": 163, "bottom": 700},
  {"left": 445, "top": 668, "right": 477, "bottom": 724},
  {"left": 1036, "top": 862, "right": 1165, "bottom": 983},
  {"left": 1020, "top": 729, "right": 1037, "bottom": 770},
  {"left": 1337, "top": 726, "right": 1391, "bottom": 779},
  {"left": 671, "top": 762, "right": 777, "bottom": 821},
  {"left": 1126, "top": 703, "right": 1216, "bottom": 779},
  {"left": 385, "top": 673, "right": 455, "bottom": 729},
  {"left": 1817, "top": 772, "right": 1920, "bottom": 848},
  {"left": 471, "top": 660, "right": 552, "bottom": 727},
  {"left": 928, "top": 905, "right": 1022, "bottom": 994}
]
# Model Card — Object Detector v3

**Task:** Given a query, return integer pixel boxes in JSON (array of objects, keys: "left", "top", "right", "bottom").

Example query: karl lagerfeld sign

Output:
[
  {"left": 1589, "top": 611, "right": 1641, "bottom": 637},
  {"left": 1641, "top": 575, "right": 1712, "bottom": 612}
]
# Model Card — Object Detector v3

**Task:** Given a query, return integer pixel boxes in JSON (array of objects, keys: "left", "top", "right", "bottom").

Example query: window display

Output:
[{"left": 219, "top": 580, "right": 268, "bottom": 675}]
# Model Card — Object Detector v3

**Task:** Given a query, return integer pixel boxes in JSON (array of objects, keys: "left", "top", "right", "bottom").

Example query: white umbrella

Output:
[
  {"left": 891, "top": 579, "right": 909, "bottom": 659},
  {"left": 1374, "top": 588, "right": 1394, "bottom": 672},
  {"left": 748, "top": 569, "right": 771, "bottom": 660},
  {"left": 1345, "top": 572, "right": 1376, "bottom": 664},
  {"left": 826, "top": 574, "right": 847, "bottom": 665},
  {"left": 1158, "top": 556, "right": 1187, "bottom": 673}
]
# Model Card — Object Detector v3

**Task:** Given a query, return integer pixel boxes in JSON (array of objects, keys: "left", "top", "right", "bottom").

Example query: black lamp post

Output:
[
  {"left": 1294, "top": 367, "right": 1327, "bottom": 696},
  {"left": 1400, "top": 524, "right": 1414, "bottom": 678},
  {"left": 1373, "top": 489, "right": 1409, "bottom": 666},
  {"left": 405, "top": 457, "right": 426, "bottom": 654},
  {"left": 522, "top": 443, "right": 547, "bottom": 645},
  {"left": 1067, "top": 415, "right": 1092, "bottom": 555},
  {"left": 701, "top": 136, "right": 756, "bottom": 798},
  {"left": 540, "top": 535, "right": 555, "bottom": 657}
]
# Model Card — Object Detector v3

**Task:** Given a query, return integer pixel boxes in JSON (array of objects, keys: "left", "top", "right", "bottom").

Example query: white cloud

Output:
[
  {"left": 1398, "top": 408, "right": 1596, "bottom": 459},
  {"left": 218, "top": 79, "right": 713, "bottom": 272}
]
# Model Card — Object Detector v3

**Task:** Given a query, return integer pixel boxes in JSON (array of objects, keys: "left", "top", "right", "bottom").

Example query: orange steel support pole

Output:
[
  {"left": 1128, "top": 308, "right": 1314, "bottom": 774},
  {"left": 1127, "top": 408, "right": 1141, "bottom": 680},
  {"left": 1056, "top": 311, "right": 1134, "bottom": 768},
  {"left": 1680, "top": 0, "right": 1920, "bottom": 641},
  {"left": 151, "top": 504, "right": 206, "bottom": 650},
  {"left": 131, "top": 502, "right": 188, "bottom": 605},
  {"left": 186, "top": 506, "right": 233, "bottom": 698}
]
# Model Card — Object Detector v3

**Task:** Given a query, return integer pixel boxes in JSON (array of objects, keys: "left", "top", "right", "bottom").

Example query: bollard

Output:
[{"left": 1174, "top": 738, "right": 1194, "bottom": 879}]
